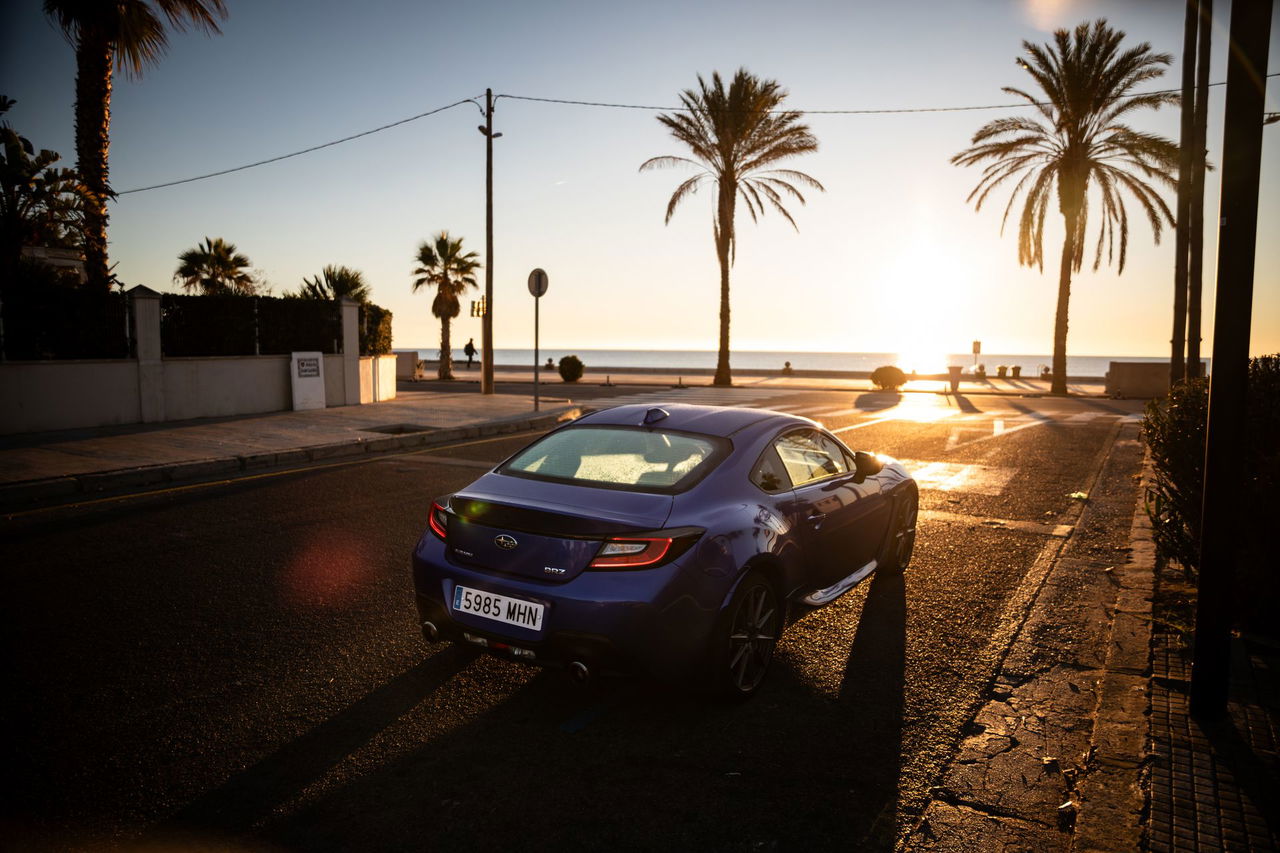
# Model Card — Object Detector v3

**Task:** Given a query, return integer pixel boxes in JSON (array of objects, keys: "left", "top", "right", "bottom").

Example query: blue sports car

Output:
[{"left": 410, "top": 403, "right": 917, "bottom": 698}]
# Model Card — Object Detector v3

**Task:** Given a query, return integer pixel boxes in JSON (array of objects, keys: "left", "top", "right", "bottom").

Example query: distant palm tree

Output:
[
  {"left": 952, "top": 19, "right": 1179, "bottom": 395},
  {"left": 412, "top": 232, "right": 480, "bottom": 381},
  {"left": 296, "top": 265, "right": 370, "bottom": 302},
  {"left": 641, "top": 69, "right": 823, "bottom": 386},
  {"left": 174, "top": 236, "right": 255, "bottom": 295},
  {"left": 44, "top": 0, "right": 228, "bottom": 290}
]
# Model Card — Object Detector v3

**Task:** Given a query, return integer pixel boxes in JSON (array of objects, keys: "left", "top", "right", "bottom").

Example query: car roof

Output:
[{"left": 575, "top": 402, "right": 811, "bottom": 438}]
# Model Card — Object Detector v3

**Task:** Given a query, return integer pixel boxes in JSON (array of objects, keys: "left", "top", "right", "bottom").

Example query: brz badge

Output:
[
  {"left": 495, "top": 534, "right": 518, "bottom": 550},
  {"left": 543, "top": 566, "right": 566, "bottom": 575}
]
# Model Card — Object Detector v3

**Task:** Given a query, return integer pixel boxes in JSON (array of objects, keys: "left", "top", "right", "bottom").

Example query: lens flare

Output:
[{"left": 279, "top": 529, "right": 374, "bottom": 609}]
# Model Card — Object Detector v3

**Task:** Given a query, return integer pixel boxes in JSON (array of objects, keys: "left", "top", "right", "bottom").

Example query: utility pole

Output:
[
  {"left": 478, "top": 89, "right": 501, "bottom": 395},
  {"left": 1190, "top": 0, "right": 1272, "bottom": 719},
  {"left": 1185, "top": 0, "right": 1214, "bottom": 380},
  {"left": 1170, "top": 0, "right": 1197, "bottom": 386}
]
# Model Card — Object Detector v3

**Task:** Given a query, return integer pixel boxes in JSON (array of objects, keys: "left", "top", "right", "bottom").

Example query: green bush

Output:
[
  {"left": 1142, "top": 377, "right": 1208, "bottom": 577},
  {"left": 558, "top": 354, "right": 584, "bottom": 382},
  {"left": 1143, "top": 355, "right": 1280, "bottom": 636},
  {"left": 870, "top": 365, "right": 907, "bottom": 391},
  {"left": 360, "top": 303, "right": 393, "bottom": 356}
]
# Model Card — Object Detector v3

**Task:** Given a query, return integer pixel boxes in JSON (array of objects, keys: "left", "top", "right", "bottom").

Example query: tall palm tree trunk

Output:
[
  {"left": 74, "top": 30, "right": 113, "bottom": 290},
  {"left": 1051, "top": 210, "right": 1078, "bottom": 396},
  {"left": 713, "top": 184, "right": 735, "bottom": 386},
  {"left": 439, "top": 317, "right": 454, "bottom": 381}
]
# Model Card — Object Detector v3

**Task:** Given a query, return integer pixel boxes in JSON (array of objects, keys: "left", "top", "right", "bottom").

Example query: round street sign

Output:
[{"left": 528, "top": 268, "right": 549, "bottom": 298}]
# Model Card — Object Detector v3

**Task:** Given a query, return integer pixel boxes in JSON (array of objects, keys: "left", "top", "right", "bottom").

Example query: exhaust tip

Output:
[
  {"left": 568, "top": 661, "right": 591, "bottom": 683},
  {"left": 421, "top": 621, "right": 439, "bottom": 643}
]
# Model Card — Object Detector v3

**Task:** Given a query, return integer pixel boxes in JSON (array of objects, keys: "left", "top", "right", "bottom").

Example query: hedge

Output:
[
  {"left": 0, "top": 282, "right": 129, "bottom": 360},
  {"left": 1142, "top": 355, "right": 1280, "bottom": 635}
]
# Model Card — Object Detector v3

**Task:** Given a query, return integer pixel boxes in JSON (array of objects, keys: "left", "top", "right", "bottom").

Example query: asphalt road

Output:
[{"left": 1, "top": 388, "right": 1146, "bottom": 852}]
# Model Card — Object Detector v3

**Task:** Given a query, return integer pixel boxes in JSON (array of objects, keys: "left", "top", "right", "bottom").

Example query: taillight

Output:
[
  {"left": 588, "top": 528, "right": 703, "bottom": 569},
  {"left": 428, "top": 501, "right": 449, "bottom": 540}
]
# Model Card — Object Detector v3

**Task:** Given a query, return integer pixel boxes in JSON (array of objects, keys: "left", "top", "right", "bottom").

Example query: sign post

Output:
[{"left": 528, "top": 268, "right": 549, "bottom": 411}]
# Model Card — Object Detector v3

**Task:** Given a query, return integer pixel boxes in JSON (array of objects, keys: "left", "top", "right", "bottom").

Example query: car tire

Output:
[
  {"left": 880, "top": 486, "right": 918, "bottom": 574},
  {"left": 709, "top": 569, "right": 780, "bottom": 700}
]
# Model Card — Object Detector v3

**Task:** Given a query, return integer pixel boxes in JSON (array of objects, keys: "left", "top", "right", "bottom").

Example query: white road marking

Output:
[{"left": 897, "top": 460, "right": 1016, "bottom": 496}]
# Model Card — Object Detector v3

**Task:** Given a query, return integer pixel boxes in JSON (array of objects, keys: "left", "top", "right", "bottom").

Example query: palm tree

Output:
[
  {"left": 412, "top": 232, "right": 480, "bottom": 381},
  {"left": 952, "top": 19, "right": 1179, "bottom": 395},
  {"left": 296, "top": 265, "right": 371, "bottom": 302},
  {"left": 641, "top": 69, "right": 823, "bottom": 386},
  {"left": 173, "top": 236, "right": 255, "bottom": 295},
  {"left": 44, "top": 0, "right": 228, "bottom": 290},
  {"left": 1, "top": 98, "right": 87, "bottom": 288}
]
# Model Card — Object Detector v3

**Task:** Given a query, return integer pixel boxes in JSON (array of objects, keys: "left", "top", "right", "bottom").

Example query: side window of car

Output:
[
  {"left": 816, "top": 433, "right": 856, "bottom": 473},
  {"left": 774, "top": 430, "right": 849, "bottom": 487},
  {"left": 750, "top": 445, "right": 792, "bottom": 493}
]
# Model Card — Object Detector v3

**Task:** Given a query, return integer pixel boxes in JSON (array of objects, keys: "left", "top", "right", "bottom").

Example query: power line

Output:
[
  {"left": 117, "top": 74, "right": 1278, "bottom": 195},
  {"left": 501, "top": 73, "right": 1279, "bottom": 115},
  {"left": 117, "top": 96, "right": 483, "bottom": 195}
]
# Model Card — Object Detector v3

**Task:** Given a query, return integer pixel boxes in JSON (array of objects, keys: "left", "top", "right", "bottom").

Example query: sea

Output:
[{"left": 412, "top": 348, "right": 1188, "bottom": 378}]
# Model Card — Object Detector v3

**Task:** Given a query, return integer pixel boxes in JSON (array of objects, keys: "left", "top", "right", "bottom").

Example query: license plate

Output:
[{"left": 453, "top": 585, "right": 545, "bottom": 631}]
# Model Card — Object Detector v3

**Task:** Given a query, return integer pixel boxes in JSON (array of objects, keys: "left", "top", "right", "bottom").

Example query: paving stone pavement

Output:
[{"left": 1147, "top": 620, "right": 1280, "bottom": 851}]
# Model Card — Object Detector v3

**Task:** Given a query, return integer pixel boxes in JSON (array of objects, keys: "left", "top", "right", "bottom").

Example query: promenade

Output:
[{"left": 0, "top": 370, "right": 1104, "bottom": 512}]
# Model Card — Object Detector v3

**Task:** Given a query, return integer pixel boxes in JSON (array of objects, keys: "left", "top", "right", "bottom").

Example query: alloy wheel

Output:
[
  {"left": 894, "top": 491, "right": 918, "bottom": 569},
  {"left": 726, "top": 581, "right": 778, "bottom": 694}
]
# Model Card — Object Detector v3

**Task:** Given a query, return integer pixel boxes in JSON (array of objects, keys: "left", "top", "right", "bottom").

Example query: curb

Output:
[
  {"left": 0, "top": 406, "right": 582, "bottom": 513},
  {"left": 900, "top": 421, "right": 1150, "bottom": 851},
  {"left": 1072, "top": 449, "right": 1157, "bottom": 851}
]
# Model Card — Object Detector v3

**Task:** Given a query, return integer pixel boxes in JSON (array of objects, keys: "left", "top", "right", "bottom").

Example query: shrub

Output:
[
  {"left": 558, "top": 354, "right": 584, "bottom": 382},
  {"left": 359, "top": 303, "right": 393, "bottom": 356},
  {"left": 1143, "top": 355, "right": 1280, "bottom": 636},
  {"left": 1142, "top": 377, "right": 1208, "bottom": 577},
  {"left": 870, "top": 365, "right": 906, "bottom": 391}
]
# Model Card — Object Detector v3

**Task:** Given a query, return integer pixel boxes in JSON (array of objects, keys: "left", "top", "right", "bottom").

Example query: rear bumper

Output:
[{"left": 410, "top": 533, "right": 726, "bottom": 679}]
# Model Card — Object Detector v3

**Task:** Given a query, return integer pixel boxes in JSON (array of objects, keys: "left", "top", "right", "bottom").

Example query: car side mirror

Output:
[{"left": 854, "top": 451, "right": 883, "bottom": 481}]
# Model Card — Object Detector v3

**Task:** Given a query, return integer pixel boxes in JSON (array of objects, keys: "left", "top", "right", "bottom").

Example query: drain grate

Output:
[{"left": 363, "top": 423, "right": 435, "bottom": 435}]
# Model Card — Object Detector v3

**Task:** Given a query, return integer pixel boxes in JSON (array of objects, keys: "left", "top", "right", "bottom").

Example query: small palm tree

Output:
[
  {"left": 44, "top": 0, "right": 228, "bottom": 290},
  {"left": 952, "top": 19, "right": 1179, "bottom": 395},
  {"left": 174, "top": 236, "right": 255, "bottom": 295},
  {"left": 412, "top": 232, "right": 480, "bottom": 381},
  {"left": 641, "top": 69, "right": 823, "bottom": 386},
  {"left": 296, "top": 265, "right": 370, "bottom": 302}
]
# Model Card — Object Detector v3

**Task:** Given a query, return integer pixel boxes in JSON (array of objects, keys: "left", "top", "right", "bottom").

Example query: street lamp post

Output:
[{"left": 478, "top": 89, "right": 502, "bottom": 395}]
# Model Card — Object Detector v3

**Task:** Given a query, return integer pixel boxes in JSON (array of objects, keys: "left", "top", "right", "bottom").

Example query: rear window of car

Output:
[{"left": 499, "top": 426, "right": 727, "bottom": 492}]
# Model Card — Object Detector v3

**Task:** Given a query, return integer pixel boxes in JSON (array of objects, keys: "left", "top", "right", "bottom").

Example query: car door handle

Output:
[{"left": 806, "top": 512, "right": 826, "bottom": 526}]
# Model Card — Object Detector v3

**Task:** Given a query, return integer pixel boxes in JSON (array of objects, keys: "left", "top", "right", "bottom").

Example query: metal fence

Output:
[{"left": 0, "top": 287, "right": 130, "bottom": 361}]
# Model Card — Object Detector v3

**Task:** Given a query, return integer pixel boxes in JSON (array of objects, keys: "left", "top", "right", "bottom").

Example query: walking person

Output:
[{"left": 463, "top": 337, "right": 477, "bottom": 369}]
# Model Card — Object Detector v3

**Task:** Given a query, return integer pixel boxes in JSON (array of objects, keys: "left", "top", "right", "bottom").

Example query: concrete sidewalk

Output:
[{"left": 0, "top": 389, "right": 581, "bottom": 511}]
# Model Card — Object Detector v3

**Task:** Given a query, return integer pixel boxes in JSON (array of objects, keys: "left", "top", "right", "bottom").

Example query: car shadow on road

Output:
[
  {"left": 151, "top": 644, "right": 479, "bottom": 841},
  {"left": 838, "top": 569, "right": 907, "bottom": 848},
  {"left": 245, "top": 575, "right": 909, "bottom": 852}
]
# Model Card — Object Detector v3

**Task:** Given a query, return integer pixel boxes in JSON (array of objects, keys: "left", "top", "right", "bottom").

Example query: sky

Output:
[{"left": 2, "top": 0, "right": 1278, "bottom": 366}]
